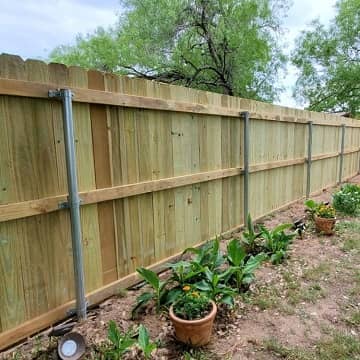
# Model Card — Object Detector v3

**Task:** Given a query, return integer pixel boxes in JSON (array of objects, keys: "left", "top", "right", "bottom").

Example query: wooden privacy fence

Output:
[{"left": 0, "top": 53, "right": 360, "bottom": 349}]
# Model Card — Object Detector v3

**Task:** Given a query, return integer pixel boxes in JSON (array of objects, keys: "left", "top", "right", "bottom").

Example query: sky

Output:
[{"left": 0, "top": 0, "right": 337, "bottom": 108}]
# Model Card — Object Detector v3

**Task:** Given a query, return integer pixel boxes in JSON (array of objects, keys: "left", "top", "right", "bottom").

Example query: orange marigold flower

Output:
[{"left": 182, "top": 285, "right": 191, "bottom": 292}]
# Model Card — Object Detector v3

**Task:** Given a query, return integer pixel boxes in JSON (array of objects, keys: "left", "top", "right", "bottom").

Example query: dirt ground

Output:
[{"left": 2, "top": 177, "right": 360, "bottom": 360}]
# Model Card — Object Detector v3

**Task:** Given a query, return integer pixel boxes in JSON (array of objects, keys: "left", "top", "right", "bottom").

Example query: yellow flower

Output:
[
  {"left": 182, "top": 285, "right": 191, "bottom": 292},
  {"left": 191, "top": 291, "right": 200, "bottom": 298}
]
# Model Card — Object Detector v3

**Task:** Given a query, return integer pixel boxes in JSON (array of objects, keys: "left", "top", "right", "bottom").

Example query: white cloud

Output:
[
  {"left": 275, "top": 0, "right": 337, "bottom": 108},
  {"left": 0, "top": 0, "right": 119, "bottom": 59}
]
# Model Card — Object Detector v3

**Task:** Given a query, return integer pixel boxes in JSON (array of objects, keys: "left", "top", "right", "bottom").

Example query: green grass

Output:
[
  {"left": 344, "top": 310, "right": 360, "bottom": 327},
  {"left": 336, "top": 220, "right": 360, "bottom": 235},
  {"left": 263, "top": 329, "right": 360, "bottom": 360},
  {"left": 263, "top": 338, "right": 312, "bottom": 360},
  {"left": 287, "top": 283, "right": 326, "bottom": 306},
  {"left": 342, "top": 237, "right": 360, "bottom": 252},
  {"left": 302, "top": 262, "right": 332, "bottom": 282},
  {"left": 242, "top": 286, "right": 281, "bottom": 311},
  {"left": 182, "top": 348, "right": 220, "bottom": 360}
]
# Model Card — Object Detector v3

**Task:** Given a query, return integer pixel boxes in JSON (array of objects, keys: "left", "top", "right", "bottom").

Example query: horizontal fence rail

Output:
[{"left": 0, "top": 54, "right": 360, "bottom": 350}]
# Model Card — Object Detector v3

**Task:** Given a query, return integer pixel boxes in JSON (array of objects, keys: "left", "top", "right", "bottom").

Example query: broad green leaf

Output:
[
  {"left": 227, "top": 238, "right": 246, "bottom": 266},
  {"left": 136, "top": 267, "right": 160, "bottom": 290},
  {"left": 138, "top": 325, "right": 149, "bottom": 352}
]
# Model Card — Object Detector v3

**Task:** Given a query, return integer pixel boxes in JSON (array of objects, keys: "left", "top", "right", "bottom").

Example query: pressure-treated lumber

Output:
[
  {"left": 1, "top": 54, "right": 360, "bottom": 350},
  {"left": 1, "top": 77, "right": 360, "bottom": 127},
  {"left": 2, "top": 148, "right": 360, "bottom": 223},
  {"left": 0, "top": 167, "right": 243, "bottom": 222},
  {"left": 2, "top": 170, "right": 358, "bottom": 351},
  {"left": 249, "top": 157, "right": 305, "bottom": 172}
]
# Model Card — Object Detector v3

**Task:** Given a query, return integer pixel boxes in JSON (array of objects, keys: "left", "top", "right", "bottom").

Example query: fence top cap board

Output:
[{"left": 0, "top": 53, "right": 359, "bottom": 127}]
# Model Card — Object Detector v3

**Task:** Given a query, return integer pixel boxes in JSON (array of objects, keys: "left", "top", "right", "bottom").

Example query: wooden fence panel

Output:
[{"left": 0, "top": 54, "right": 359, "bottom": 349}]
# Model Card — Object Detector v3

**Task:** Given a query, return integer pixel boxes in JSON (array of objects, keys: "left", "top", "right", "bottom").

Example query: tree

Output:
[
  {"left": 292, "top": 0, "right": 360, "bottom": 117},
  {"left": 50, "top": 0, "right": 288, "bottom": 102}
]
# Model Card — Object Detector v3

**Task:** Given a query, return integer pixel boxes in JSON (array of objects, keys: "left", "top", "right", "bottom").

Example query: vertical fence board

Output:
[
  {"left": 1, "top": 55, "right": 360, "bottom": 347},
  {"left": 88, "top": 70, "right": 118, "bottom": 285}
]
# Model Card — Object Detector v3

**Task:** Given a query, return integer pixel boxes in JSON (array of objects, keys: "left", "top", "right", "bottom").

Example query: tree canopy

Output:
[
  {"left": 292, "top": 0, "right": 360, "bottom": 117},
  {"left": 50, "top": 0, "right": 288, "bottom": 102}
]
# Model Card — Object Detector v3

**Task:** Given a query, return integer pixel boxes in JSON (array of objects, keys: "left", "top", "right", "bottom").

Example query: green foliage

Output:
[
  {"left": 137, "top": 324, "right": 157, "bottom": 359},
  {"left": 226, "top": 238, "right": 266, "bottom": 289},
  {"left": 241, "top": 214, "right": 263, "bottom": 254},
  {"left": 260, "top": 223, "right": 296, "bottom": 264},
  {"left": 167, "top": 260, "right": 205, "bottom": 287},
  {"left": 304, "top": 199, "right": 321, "bottom": 220},
  {"left": 292, "top": 0, "right": 360, "bottom": 117},
  {"left": 316, "top": 204, "right": 336, "bottom": 219},
  {"left": 132, "top": 268, "right": 169, "bottom": 318},
  {"left": 184, "top": 238, "right": 224, "bottom": 273},
  {"left": 50, "top": 27, "right": 122, "bottom": 72},
  {"left": 50, "top": 0, "right": 289, "bottom": 102},
  {"left": 105, "top": 320, "right": 136, "bottom": 359},
  {"left": 333, "top": 183, "right": 360, "bottom": 215},
  {"left": 173, "top": 289, "right": 211, "bottom": 320},
  {"left": 195, "top": 267, "right": 237, "bottom": 306}
]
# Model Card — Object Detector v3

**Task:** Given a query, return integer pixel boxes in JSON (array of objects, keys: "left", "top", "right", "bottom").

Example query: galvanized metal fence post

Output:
[
  {"left": 49, "top": 89, "right": 87, "bottom": 320},
  {"left": 242, "top": 111, "right": 250, "bottom": 227},
  {"left": 339, "top": 124, "right": 346, "bottom": 184},
  {"left": 306, "top": 121, "right": 313, "bottom": 199}
]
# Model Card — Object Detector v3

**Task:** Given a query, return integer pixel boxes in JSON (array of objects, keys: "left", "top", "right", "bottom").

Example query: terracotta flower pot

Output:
[
  {"left": 169, "top": 300, "right": 217, "bottom": 346},
  {"left": 315, "top": 216, "right": 336, "bottom": 235}
]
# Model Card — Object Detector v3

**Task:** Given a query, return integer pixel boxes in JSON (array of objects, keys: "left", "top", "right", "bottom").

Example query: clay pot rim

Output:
[
  {"left": 314, "top": 215, "right": 336, "bottom": 221},
  {"left": 169, "top": 299, "right": 217, "bottom": 325}
]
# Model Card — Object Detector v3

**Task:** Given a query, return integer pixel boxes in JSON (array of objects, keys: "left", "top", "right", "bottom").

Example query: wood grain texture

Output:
[
  {"left": 1, "top": 55, "right": 360, "bottom": 348},
  {"left": 2, "top": 76, "right": 360, "bottom": 127},
  {"left": 88, "top": 70, "right": 118, "bottom": 285}
]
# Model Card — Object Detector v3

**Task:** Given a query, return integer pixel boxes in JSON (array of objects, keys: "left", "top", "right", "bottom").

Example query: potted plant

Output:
[
  {"left": 314, "top": 203, "right": 336, "bottom": 235},
  {"left": 169, "top": 287, "right": 217, "bottom": 346}
]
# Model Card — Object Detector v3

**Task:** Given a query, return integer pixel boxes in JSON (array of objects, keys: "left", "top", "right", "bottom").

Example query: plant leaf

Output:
[
  {"left": 227, "top": 238, "right": 246, "bottom": 266},
  {"left": 195, "top": 280, "right": 212, "bottom": 292},
  {"left": 136, "top": 267, "right": 160, "bottom": 290},
  {"left": 131, "top": 292, "right": 153, "bottom": 319},
  {"left": 138, "top": 324, "right": 149, "bottom": 351}
]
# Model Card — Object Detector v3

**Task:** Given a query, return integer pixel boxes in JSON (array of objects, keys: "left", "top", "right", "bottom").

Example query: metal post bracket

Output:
[{"left": 48, "top": 89, "right": 74, "bottom": 99}]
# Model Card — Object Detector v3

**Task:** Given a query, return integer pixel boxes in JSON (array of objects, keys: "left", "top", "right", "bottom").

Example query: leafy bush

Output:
[
  {"left": 105, "top": 320, "right": 136, "bottom": 359},
  {"left": 260, "top": 223, "right": 296, "bottom": 264},
  {"left": 241, "top": 214, "right": 263, "bottom": 254},
  {"left": 172, "top": 288, "right": 211, "bottom": 320},
  {"left": 333, "top": 183, "right": 360, "bottom": 215},
  {"left": 137, "top": 324, "right": 157, "bottom": 359},
  {"left": 183, "top": 237, "right": 224, "bottom": 272},
  {"left": 316, "top": 203, "right": 336, "bottom": 218},
  {"left": 304, "top": 199, "right": 321, "bottom": 220},
  {"left": 194, "top": 267, "right": 236, "bottom": 306},
  {"left": 225, "top": 238, "right": 266, "bottom": 289},
  {"left": 132, "top": 268, "right": 169, "bottom": 318}
]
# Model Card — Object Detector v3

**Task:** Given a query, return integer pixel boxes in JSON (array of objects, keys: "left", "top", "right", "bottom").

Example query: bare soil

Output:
[{"left": 2, "top": 177, "right": 360, "bottom": 360}]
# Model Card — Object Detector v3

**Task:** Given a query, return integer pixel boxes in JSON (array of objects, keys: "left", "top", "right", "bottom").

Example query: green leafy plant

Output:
[
  {"left": 333, "top": 183, "right": 360, "bottom": 215},
  {"left": 137, "top": 324, "right": 157, "bottom": 359},
  {"left": 183, "top": 237, "right": 224, "bottom": 273},
  {"left": 241, "top": 214, "right": 263, "bottom": 254},
  {"left": 260, "top": 223, "right": 296, "bottom": 264},
  {"left": 173, "top": 288, "right": 211, "bottom": 320},
  {"left": 105, "top": 320, "right": 136, "bottom": 359},
  {"left": 132, "top": 268, "right": 169, "bottom": 318},
  {"left": 167, "top": 260, "right": 205, "bottom": 287},
  {"left": 195, "top": 268, "right": 236, "bottom": 306},
  {"left": 316, "top": 203, "right": 336, "bottom": 218},
  {"left": 304, "top": 199, "right": 321, "bottom": 220},
  {"left": 225, "top": 238, "right": 266, "bottom": 289}
]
